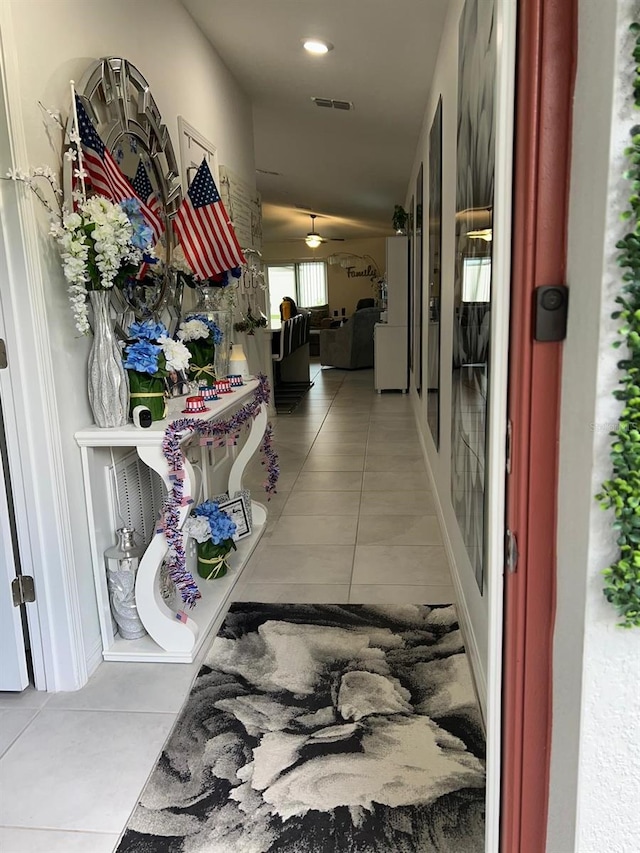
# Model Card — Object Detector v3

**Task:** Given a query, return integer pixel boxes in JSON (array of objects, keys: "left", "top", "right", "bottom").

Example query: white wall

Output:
[
  {"left": 3, "top": 0, "right": 255, "bottom": 685},
  {"left": 549, "top": 1, "right": 640, "bottom": 850}
]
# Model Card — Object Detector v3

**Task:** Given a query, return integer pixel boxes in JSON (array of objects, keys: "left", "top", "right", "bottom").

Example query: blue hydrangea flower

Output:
[
  {"left": 120, "top": 197, "right": 142, "bottom": 219},
  {"left": 190, "top": 314, "right": 223, "bottom": 345},
  {"left": 120, "top": 198, "right": 154, "bottom": 250},
  {"left": 230, "top": 267, "right": 242, "bottom": 279},
  {"left": 193, "top": 500, "right": 236, "bottom": 544},
  {"left": 123, "top": 339, "right": 160, "bottom": 374},
  {"left": 128, "top": 320, "right": 168, "bottom": 341},
  {"left": 130, "top": 221, "right": 153, "bottom": 250}
]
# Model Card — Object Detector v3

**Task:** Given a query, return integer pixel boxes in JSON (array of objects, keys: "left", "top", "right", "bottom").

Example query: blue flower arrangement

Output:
[
  {"left": 120, "top": 198, "right": 156, "bottom": 259},
  {"left": 193, "top": 500, "right": 237, "bottom": 544},
  {"left": 189, "top": 314, "right": 224, "bottom": 345},
  {"left": 122, "top": 320, "right": 191, "bottom": 421},
  {"left": 184, "top": 500, "right": 237, "bottom": 580}
]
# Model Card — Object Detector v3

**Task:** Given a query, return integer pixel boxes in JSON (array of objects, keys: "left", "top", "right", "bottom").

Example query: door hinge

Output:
[
  {"left": 11, "top": 575, "right": 35, "bottom": 607},
  {"left": 0, "top": 339, "right": 7, "bottom": 370},
  {"left": 505, "top": 529, "right": 518, "bottom": 574},
  {"left": 506, "top": 418, "right": 513, "bottom": 474}
]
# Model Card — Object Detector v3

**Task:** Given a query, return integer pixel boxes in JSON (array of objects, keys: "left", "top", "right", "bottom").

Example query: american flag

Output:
[
  {"left": 130, "top": 159, "right": 164, "bottom": 244},
  {"left": 172, "top": 158, "right": 245, "bottom": 279},
  {"left": 74, "top": 95, "right": 164, "bottom": 241}
]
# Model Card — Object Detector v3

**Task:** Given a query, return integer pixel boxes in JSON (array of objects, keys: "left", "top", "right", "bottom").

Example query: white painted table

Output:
[{"left": 75, "top": 379, "right": 268, "bottom": 664}]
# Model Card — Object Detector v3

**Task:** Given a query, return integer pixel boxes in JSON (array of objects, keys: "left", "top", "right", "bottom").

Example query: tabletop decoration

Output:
[
  {"left": 183, "top": 500, "right": 237, "bottom": 580},
  {"left": 123, "top": 319, "right": 191, "bottom": 421},
  {"left": 5, "top": 90, "right": 161, "bottom": 429},
  {"left": 159, "top": 374, "right": 276, "bottom": 606},
  {"left": 177, "top": 315, "right": 223, "bottom": 385}
]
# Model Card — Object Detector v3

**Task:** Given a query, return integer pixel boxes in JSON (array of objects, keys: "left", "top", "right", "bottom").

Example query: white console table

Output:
[{"left": 75, "top": 379, "right": 268, "bottom": 664}]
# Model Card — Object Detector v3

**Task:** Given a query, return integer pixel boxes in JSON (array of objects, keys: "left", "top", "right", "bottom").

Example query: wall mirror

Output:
[
  {"left": 66, "top": 57, "right": 184, "bottom": 336},
  {"left": 415, "top": 164, "right": 424, "bottom": 397},
  {"left": 451, "top": 0, "right": 496, "bottom": 593},
  {"left": 427, "top": 98, "right": 443, "bottom": 447}
]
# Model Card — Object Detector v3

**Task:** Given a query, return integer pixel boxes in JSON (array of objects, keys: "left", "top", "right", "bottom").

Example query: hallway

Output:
[
  {"left": 0, "top": 366, "right": 465, "bottom": 852},
  {"left": 240, "top": 364, "right": 454, "bottom": 605}
]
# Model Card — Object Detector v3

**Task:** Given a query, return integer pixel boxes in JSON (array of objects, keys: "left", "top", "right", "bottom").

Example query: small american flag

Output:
[
  {"left": 75, "top": 95, "right": 164, "bottom": 241},
  {"left": 172, "top": 158, "right": 245, "bottom": 279},
  {"left": 130, "top": 159, "right": 164, "bottom": 244}
]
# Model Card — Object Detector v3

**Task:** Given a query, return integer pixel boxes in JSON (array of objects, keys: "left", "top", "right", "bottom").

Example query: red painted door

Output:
[{"left": 502, "top": 1, "right": 577, "bottom": 851}]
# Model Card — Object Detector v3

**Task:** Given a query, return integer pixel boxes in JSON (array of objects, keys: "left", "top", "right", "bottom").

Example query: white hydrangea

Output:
[
  {"left": 158, "top": 336, "right": 191, "bottom": 372},
  {"left": 178, "top": 319, "right": 209, "bottom": 342},
  {"left": 183, "top": 516, "right": 211, "bottom": 544}
]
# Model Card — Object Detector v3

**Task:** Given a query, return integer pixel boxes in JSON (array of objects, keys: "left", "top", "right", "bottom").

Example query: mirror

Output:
[
  {"left": 66, "top": 57, "right": 183, "bottom": 335},
  {"left": 427, "top": 98, "right": 442, "bottom": 446},
  {"left": 415, "top": 164, "right": 424, "bottom": 396},
  {"left": 451, "top": 0, "right": 496, "bottom": 593}
]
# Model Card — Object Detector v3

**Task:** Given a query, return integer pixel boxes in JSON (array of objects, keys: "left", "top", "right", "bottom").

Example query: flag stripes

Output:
[
  {"left": 75, "top": 95, "right": 164, "bottom": 241},
  {"left": 172, "top": 158, "right": 245, "bottom": 280}
]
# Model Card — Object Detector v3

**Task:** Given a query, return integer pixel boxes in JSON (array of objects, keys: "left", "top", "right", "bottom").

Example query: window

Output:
[
  {"left": 266, "top": 262, "right": 328, "bottom": 324},
  {"left": 462, "top": 256, "right": 491, "bottom": 302}
]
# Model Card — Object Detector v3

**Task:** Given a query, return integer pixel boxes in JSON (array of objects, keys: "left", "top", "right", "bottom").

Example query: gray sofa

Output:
[{"left": 319, "top": 306, "right": 381, "bottom": 369}]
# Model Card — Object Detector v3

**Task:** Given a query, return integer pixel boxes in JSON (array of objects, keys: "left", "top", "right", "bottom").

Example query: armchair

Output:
[{"left": 319, "top": 306, "right": 381, "bottom": 369}]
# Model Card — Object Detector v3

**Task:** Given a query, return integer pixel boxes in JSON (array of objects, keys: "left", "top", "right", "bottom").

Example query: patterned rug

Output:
[{"left": 116, "top": 604, "right": 486, "bottom": 852}]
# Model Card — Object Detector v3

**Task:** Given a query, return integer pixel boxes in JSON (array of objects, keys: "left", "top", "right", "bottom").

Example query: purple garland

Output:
[{"left": 159, "top": 375, "right": 277, "bottom": 607}]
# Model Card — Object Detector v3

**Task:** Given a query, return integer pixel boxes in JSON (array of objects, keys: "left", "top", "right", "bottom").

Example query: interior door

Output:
[
  {"left": 501, "top": 0, "right": 577, "bottom": 850},
  {"left": 0, "top": 307, "right": 29, "bottom": 691}
]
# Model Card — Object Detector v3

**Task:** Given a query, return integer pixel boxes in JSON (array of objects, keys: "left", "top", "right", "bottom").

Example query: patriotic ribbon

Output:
[{"left": 159, "top": 375, "right": 278, "bottom": 608}]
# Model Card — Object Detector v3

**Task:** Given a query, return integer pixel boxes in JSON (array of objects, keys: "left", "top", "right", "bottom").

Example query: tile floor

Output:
[{"left": 0, "top": 364, "right": 454, "bottom": 853}]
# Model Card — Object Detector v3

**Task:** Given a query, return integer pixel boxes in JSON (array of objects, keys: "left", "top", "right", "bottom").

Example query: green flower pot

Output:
[
  {"left": 127, "top": 371, "right": 166, "bottom": 421},
  {"left": 186, "top": 340, "right": 216, "bottom": 385},
  {"left": 196, "top": 538, "right": 236, "bottom": 580}
]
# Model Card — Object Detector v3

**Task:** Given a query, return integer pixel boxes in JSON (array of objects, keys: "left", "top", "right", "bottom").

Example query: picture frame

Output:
[
  {"left": 165, "top": 369, "right": 190, "bottom": 398},
  {"left": 218, "top": 495, "right": 251, "bottom": 540}
]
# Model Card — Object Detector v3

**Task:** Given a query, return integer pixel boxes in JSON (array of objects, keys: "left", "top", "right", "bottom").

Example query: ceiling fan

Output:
[{"left": 303, "top": 214, "right": 345, "bottom": 248}]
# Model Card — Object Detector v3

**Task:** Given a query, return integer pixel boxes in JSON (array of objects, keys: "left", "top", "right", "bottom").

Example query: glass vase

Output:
[
  {"left": 196, "top": 539, "right": 235, "bottom": 580},
  {"left": 185, "top": 285, "right": 233, "bottom": 380},
  {"left": 127, "top": 371, "right": 167, "bottom": 421},
  {"left": 104, "top": 528, "right": 146, "bottom": 640},
  {"left": 87, "top": 290, "right": 129, "bottom": 428}
]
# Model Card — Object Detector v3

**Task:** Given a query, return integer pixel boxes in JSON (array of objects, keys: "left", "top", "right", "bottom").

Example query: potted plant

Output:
[
  {"left": 183, "top": 500, "right": 237, "bottom": 579},
  {"left": 392, "top": 204, "right": 408, "bottom": 235},
  {"left": 123, "top": 320, "right": 191, "bottom": 421}
]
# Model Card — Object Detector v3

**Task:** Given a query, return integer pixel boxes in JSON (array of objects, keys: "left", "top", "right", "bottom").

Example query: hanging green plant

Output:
[{"left": 595, "top": 21, "right": 640, "bottom": 628}]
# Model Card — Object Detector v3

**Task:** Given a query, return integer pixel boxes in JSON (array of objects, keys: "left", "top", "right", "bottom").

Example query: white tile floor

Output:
[{"left": 0, "top": 364, "right": 454, "bottom": 853}]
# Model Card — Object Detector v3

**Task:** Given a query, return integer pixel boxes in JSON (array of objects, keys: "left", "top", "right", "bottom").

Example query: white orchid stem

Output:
[{"left": 69, "top": 80, "right": 86, "bottom": 202}]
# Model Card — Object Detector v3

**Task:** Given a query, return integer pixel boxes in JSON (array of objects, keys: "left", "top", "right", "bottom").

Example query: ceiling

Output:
[{"left": 181, "top": 0, "right": 449, "bottom": 243}]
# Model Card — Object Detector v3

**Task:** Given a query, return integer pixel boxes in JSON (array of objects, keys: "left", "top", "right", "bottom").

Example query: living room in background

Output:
[{"left": 266, "top": 261, "right": 328, "bottom": 324}]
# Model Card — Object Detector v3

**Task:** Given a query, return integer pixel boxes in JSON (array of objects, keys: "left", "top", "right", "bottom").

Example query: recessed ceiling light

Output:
[{"left": 303, "top": 39, "right": 333, "bottom": 55}]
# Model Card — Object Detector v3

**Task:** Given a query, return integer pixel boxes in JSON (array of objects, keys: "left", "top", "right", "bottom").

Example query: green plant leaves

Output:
[{"left": 598, "top": 24, "right": 640, "bottom": 628}]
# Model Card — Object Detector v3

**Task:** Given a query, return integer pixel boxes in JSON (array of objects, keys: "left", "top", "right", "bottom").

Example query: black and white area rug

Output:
[{"left": 116, "top": 604, "right": 486, "bottom": 853}]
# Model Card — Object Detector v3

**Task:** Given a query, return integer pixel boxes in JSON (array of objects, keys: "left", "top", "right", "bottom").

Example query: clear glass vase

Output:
[
  {"left": 87, "top": 290, "right": 129, "bottom": 428},
  {"left": 184, "top": 285, "right": 233, "bottom": 381}
]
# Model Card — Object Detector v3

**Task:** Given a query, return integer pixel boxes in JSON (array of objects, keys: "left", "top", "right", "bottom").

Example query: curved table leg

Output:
[
  {"left": 228, "top": 403, "right": 268, "bottom": 522},
  {"left": 135, "top": 444, "right": 198, "bottom": 653}
]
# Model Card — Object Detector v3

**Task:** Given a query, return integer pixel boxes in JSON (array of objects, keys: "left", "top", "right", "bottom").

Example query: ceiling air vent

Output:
[{"left": 311, "top": 98, "right": 354, "bottom": 111}]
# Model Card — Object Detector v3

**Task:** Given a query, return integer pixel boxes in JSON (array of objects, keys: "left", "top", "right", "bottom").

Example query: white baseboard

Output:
[{"left": 85, "top": 636, "right": 104, "bottom": 683}]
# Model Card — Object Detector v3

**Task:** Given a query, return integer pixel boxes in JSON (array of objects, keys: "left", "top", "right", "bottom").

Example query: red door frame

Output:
[{"left": 502, "top": 1, "right": 577, "bottom": 851}]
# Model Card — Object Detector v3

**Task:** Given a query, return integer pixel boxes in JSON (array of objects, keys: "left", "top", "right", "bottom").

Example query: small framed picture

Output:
[
  {"left": 218, "top": 495, "right": 251, "bottom": 540},
  {"left": 165, "top": 369, "right": 190, "bottom": 398}
]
